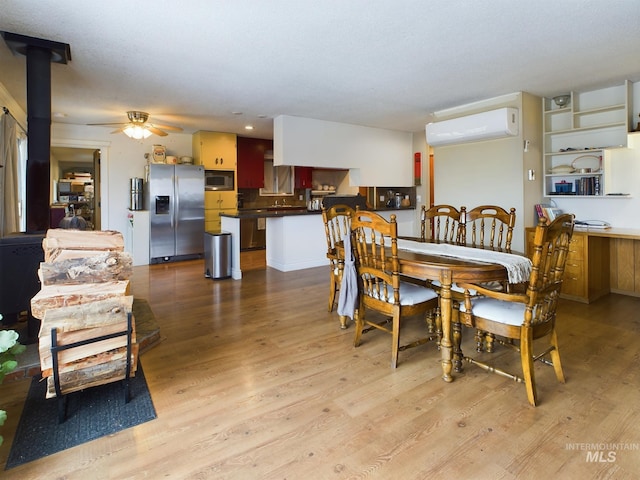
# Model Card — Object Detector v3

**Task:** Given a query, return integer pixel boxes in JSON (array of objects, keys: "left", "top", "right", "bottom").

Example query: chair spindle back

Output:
[
  {"left": 420, "top": 205, "right": 464, "bottom": 243},
  {"left": 463, "top": 205, "right": 516, "bottom": 252}
]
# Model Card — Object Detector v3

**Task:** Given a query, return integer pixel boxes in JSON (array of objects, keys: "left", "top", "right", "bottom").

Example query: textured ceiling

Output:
[{"left": 1, "top": 1, "right": 640, "bottom": 140}]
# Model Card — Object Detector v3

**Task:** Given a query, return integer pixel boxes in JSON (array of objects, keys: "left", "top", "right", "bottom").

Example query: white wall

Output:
[
  {"left": 431, "top": 93, "right": 539, "bottom": 252},
  {"left": 52, "top": 123, "right": 193, "bottom": 244},
  {"left": 274, "top": 115, "right": 413, "bottom": 186},
  {"left": 0, "top": 83, "right": 26, "bottom": 128},
  {"left": 431, "top": 86, "right": 640, "bottom": 251},
  {"left": 412, "top": 131, "right": 429, "bottom": 211}
]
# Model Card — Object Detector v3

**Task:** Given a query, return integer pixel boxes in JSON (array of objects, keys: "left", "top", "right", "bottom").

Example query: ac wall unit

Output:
[{"left": 426, "top": 107, "right": 519, "bottom": 146}]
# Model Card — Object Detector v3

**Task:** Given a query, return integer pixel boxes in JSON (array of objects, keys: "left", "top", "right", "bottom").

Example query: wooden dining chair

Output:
[
  {"left": 418, "top": 204, "right": 465, "bottom": 338},
  {"left": 351, "top": 210, "right": 440, "bottom": 368},
  {"left": 462, "top": 205, "right": 516, "bottom": 252},
  {"left": 455, "top": 214, "right": 575, "bottom": 406},
  {"left": 462, "top": 205, "right": 517, "bottom": 351},
  {"left": 322, "top": 204, "right": 356, "bottom": 329},
  {"left": 420, "top": 204, "right": 464, "bottom": 244}
]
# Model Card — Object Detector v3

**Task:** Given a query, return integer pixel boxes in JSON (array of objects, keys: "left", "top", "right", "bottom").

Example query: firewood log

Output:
[
  {"left": 43, "top": 229, "right": 124, "bottom": 262},
  {"left": 39, "top": 251, "right": 133, "bottom": 285},
  {"left": 30, "top": 280, "right": 130, "bottom": 320},
  {"left": 45, "top": 345, "right": 139, "bottom": 398},
  {"left": 38, "top": 296, "right": 136, "bottom": 377}
]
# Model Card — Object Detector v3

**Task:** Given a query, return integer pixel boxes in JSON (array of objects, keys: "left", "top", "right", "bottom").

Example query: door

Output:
[
  {"left": 149, "top": 164, "right": 175, "bottom": 259},
  {"left": 175, "top": 164, "right": 204, "bottom": 256},
  {"left": 92, "top": 149, "right": 101, "bottom": 230}
]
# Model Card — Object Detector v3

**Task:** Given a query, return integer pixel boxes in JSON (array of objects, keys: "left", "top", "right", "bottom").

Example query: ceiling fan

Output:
[{"left": 89, "top": 111, "right": 183, "bottom": 139}]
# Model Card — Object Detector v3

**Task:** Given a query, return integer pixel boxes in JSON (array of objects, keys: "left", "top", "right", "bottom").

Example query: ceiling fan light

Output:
[{"left": 123, "top": 124, "right": 152, "bottom": 139}]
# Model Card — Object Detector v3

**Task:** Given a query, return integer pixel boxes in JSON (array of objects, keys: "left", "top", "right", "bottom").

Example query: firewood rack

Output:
[{"left": 50, "top": 312, "right": 133, "bottom": 423}]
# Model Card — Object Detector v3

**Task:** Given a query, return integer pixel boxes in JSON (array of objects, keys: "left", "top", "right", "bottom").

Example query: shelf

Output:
[
  {"left": 545, "top": 172, "right": 602, "bottom": 178},
  {"left": 544, "top": 148, "right": 604, "bottom": 156},
  {"left": 310, "top": 190, "right": 336, "bottom": 196},
  {"left": 547, "top": 194, "right": 631, "bottom": 199},
  {"left": 544, "top": 122, "right": 626, "bottom": 136},
  {"left": 542, "top": 82, "right": 632, "bottom": 200},
  {"left": 544, "top": 106, "right": 571, "bottom": 114},
  {"left": 573, "top": 103, "right": 626, "bottom": 116},
  {"left": 547, "top": 192, "right": 603, "bottom": 198}
]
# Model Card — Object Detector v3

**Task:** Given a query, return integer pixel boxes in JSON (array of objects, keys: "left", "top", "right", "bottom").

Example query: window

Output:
[
  {"left": 17, "top": 133, "right": 27, "bottom": 231},
  {"left": 260, "top": 160, "right": 294, "bottom": 196}
]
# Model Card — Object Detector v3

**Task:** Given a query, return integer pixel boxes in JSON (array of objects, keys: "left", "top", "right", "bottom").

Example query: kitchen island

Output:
[{"left": 221, "top": 206, "right": 417, "bottom": 279}]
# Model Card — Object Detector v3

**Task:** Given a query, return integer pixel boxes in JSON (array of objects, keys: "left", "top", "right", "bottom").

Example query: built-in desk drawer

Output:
[
  {"left": 562, "top": 235, "right": 586, "bottom": 298},
  {"left": 525, "top": 229, "right": 606, "bottom": 303},
  {"left": 562, "top": 262, "right": 586, "bottom": 298},
  {"left": 567, "top": 234, "right": 584, "bottom": 259}
]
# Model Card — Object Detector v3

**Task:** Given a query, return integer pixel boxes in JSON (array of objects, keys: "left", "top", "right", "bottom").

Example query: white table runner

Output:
[{"left": 396, "top": 239, "right": 532, "bottom": 284}]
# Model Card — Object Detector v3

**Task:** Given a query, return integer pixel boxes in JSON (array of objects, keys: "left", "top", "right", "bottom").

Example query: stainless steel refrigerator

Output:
[{"left": 147, "top": 164, "right": 204, "bottom": 263}]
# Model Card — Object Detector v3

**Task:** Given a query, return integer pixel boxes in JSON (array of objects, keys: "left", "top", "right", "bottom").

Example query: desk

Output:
[
  {"left": 525, "top": 227, "right": 640, "bottom": 303},
  {"left": 394, "top": 240, "right": 530, "bottom": 383}
]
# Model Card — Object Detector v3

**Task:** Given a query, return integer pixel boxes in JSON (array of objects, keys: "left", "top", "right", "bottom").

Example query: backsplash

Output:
[{"left": 238, "top": 188, "right": 308, "bottom": 209}]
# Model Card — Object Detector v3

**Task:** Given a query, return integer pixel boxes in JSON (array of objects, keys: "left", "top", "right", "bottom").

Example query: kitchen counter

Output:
[
  {"left": 221, "top": 205, "right": 416, "bottom": 219},
  {"left": 373, "top": 206, "right": 417, "bottom": 212},
  {"left": 220, "top": 206, "right": 419, "bottom": 280},
  {"left": 220, "top": 208, "right": 320, "bottom": 219},
  {"left": 221, "top": 211, "right": 327, "bottom": 279}
]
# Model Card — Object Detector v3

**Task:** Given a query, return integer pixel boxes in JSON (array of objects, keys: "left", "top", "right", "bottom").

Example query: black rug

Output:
[{"left": 5, "top": 364, "right": 156, "bottom": 469}]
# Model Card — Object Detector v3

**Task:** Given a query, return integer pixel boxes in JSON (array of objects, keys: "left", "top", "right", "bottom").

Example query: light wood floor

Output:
[{"left": 1, "top": 260, "right": 639, "bottom": 479}]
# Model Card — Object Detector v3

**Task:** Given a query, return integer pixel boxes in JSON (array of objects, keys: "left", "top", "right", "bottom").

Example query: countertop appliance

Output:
[
  {"left": 147, "top": 164, "right": 204, "bottom": 263},
  {"left": 129, "top": 177, "right": 144, "bottom": 211},
  {"left": 205, "top": 169, "right": 234, "bottom": 191}
]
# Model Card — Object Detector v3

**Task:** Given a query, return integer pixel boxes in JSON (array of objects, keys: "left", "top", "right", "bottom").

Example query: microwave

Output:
[{"left": 205, "top": 170, "right": 234, "bottom": 191}]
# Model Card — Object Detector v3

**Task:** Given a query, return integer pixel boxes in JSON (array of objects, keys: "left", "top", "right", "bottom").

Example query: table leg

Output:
[
  {"left": 452, "top": 319, "right": 463, "bottom": 372},
  {"left": 439, "top": 270, "right": 453, "bottom": 382}
]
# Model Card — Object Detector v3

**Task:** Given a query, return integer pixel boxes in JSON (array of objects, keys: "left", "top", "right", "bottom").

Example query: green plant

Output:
[{"left": 0, "top": 314, "right": 26, "bottom": 446}]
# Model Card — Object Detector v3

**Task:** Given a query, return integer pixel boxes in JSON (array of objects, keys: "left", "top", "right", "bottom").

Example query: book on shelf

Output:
[{"left": 573, "top": 176, "right": 600, "bottom": 196}]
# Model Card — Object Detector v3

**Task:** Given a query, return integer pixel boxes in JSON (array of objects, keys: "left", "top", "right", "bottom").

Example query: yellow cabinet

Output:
[
  {"left": 205, "top": 191, "right": 237, "bottom": 210},
  {"left": 192, "top": 131, "right": 237, "bottom": 170},
  {"left": 204, "top": 191, "right": 237, "bottom": 232}
]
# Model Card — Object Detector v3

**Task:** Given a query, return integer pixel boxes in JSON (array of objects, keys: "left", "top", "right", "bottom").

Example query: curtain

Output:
[{"left": 0, "top": 112, "right": 20, "bottom": 236}]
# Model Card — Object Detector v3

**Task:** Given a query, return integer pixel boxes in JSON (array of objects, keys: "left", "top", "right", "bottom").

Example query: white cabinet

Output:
[
  {"left": 125, "top": 210, "right": 150, "bottom": 266},
  {"left": 542, "top": 81, "right": 632, "bottom": 197},
  {"left": 265, "top": 214, "right": 328, "bottom": 272}
]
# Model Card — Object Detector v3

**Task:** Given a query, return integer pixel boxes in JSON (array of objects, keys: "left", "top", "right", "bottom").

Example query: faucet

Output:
[
  {"left": 282, "top": 198, "right": 287, "bottom": 206},
  {"left": 274, "top": 199, "right": 279, "bottom": 206}
]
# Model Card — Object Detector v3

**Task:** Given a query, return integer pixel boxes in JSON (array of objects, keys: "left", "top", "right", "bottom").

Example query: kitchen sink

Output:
[
  {"left": 267, "top": 205, "right": 306, "bottom": 211},
  {"left": 239, "top": 206, "right": 307, "bottom": 214}
]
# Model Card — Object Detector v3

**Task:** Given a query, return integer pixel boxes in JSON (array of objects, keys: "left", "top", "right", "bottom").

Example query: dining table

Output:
[{"left": 394, "top": 238, "right": 532, "bottom": 383}]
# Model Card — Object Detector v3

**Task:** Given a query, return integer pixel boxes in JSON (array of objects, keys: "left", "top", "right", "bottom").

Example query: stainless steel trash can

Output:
[{"left": 204, "top": 231, "right": 232, "bottom": 279}]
